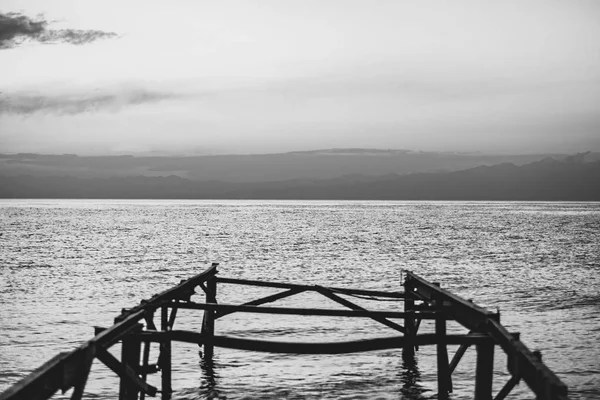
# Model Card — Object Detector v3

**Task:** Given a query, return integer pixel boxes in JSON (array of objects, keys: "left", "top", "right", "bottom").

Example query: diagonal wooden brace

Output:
[
  {"left": 315, "top": 286, "right": 405, "bottom": 333},
  {"left": 96, "top": 348, "right": 157, "bottom": 397}
]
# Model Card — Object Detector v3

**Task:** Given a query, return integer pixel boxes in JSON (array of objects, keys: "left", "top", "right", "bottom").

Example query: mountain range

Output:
[{"left": 1, "top": 150, "right": 598, "bottom": 200}]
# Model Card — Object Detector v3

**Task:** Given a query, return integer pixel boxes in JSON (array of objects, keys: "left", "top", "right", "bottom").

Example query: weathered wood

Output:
[
  {"left": 69, "top": 346, "right": 94, "bottom": 400},
  {"left": 475, "top": 343, "right": 494, "bottom": 400},
  {"left": 172, "top": 301, "right": 446, "bottom": 320},
  {"left": 96, "top": 348, "right": 157, "bottom": 397},
  {"left": 201, "top": 275, "right": 217, "bottom": 360},
  {"left": 119, "top": 325, "right": 142, "bottom": 400},
  {"left": 494, "top": 375, "right": 520, "bottom": 400},
  {"left": 403, "top": 279, "right": 415, "bottom": 356},
  {"left": 0, "top": 346, "right": 92, "bottom": 400},
  {"left": 160, "top": 305, "right": 172, "bottom": 400},
  {"left": 216, "top": 277, "right": 405, "bottom": 298},
  {"left": 405, "top": 271, "right": 498, "bottom": 331},
  {"left": 315, "top": 287, "right": 406, "bottom": 333},
  {"left": 405, "top": 271, "right": 568, "bottom": 400},
  {"left": 436, "top": 296, "right": 451, "bottom": 399},
  {"left": 486, "top": 319, "right": 568, "bottom": 399},
  {"left": 215, "top": 288, "right": 305, "bottom": 319},
  {"left": 133, "top": 330, "right": 502, "bottom": 350},
  {"left": 139, "top": 340, "right": 152, "bottom": 400},
  {"left": 449, "top": 343, "right": 470, "bottom": 374},
  {"left": 0, "top": 267, "right": 570, "bottom": 400}
]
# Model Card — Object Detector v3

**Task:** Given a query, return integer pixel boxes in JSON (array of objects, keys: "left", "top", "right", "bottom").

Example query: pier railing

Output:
[{"left": 0, "top": 264, "right": 568, "bottom": 400}]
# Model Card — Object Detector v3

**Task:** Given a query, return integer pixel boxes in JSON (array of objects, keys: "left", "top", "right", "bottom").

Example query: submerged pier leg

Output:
[
  {"left": 474, "top": 342, "right": 494, "bottom": 400},
  {"left": 160, "top": 305, "right": 172, "bottom": 400},
  {"left": 403, "top": 278, "right": 415, "bottom": 357},
  {"left": 202, "top": 275, "right": 217, "bottom": 360},
  {"left": 119, "top": 325, "right": 142, "bottom": 400},
  {"left": 435, "top": 293, "right": 451, "bottom": 400}
]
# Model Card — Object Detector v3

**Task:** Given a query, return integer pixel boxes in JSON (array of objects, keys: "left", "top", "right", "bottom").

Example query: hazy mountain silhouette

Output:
[
  {"left": 1, "top": 154, "right": 598, "bottom": 200},
  {"left": 2, "top": 149, "right": 591, "bottom": 183}
]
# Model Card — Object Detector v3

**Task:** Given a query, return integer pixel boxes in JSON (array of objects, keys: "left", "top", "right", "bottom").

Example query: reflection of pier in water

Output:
[{"left": 0, "top": 263, "right": 568, "bottom": 400}]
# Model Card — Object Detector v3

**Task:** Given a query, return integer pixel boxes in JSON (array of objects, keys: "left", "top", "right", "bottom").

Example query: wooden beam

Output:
[
  {"left": 216, "top": 277, "right": 405, "bottom": 299},
  {"left": 315, "top": 287, "right": 406, "bottom": 333},
  {"left": 215, "top": 288, "right": 304, "bottom": 319},
  {"left": 474, "top": 343, "right": 494, "bottom": 400},
  {"left": 449, "top": 344, "right": 470, "bottom": 374},
  {"left": 494, "top": 375, "right": 520, "bottom": 400},
  {"left": 436, "top": 295, "right": 451, "bottom": 399},
  {"left": 173, "top": 301, "right": 446, "bottom": 320},
  {"left": 486, "top": 319, "right": 568, "bottom": 400},
  {"left": 160, "top": 306, "right": 172, "bottom": 400},
  {"left": 96, "top": 348, "right": 157, "bottom": 397}
]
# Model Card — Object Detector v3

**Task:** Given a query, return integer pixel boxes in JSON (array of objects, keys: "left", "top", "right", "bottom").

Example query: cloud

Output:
[
  {"left": 0, "top": 88, "right": 182, "bottom": 115},
  {"left": 0, "top": 12, "right": 117, "bottom": 49}
]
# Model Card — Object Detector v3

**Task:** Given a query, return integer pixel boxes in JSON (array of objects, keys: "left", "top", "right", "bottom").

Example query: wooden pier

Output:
[{"left": 0, "top": 263, "right": 568, "bottom": 400}]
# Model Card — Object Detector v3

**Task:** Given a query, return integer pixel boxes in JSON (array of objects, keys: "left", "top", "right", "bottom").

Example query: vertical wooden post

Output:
[
  {"left": 474, "top": 342, "right": 494, "bottom": 400},
  {"left": 119, "top": 324, "right": 142, "bottom": 400},
  {"left": 403, "top": 277, "right": 415, "bottom": 357},
  {"left": 435, "top": 292, "right": 450, "bottom": 400},
  {"left": 160, "top": 305, "right": 172, "bottom": 400},
  {"left": 202, "top": 275, "right": 217, "bottom": 360}
]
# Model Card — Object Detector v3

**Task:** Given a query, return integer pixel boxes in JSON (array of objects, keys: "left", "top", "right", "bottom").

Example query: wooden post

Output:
[
  {"left": 119, "top": 324, "right": 142, "bottom": 400},
  {"left": 202, "top": 275, "right": 217, "bottom": 360},
  {"left": 474, "top": 342, "right": 494, "bottom": 400},
  {"left": 435, "top": 292, "right": 450, "bottom": 400},
  {"left": 160, "top": 305, "right": 172, "bottom": 400},
  {"left": 403, "top": 277, "right": 415, "bottom": 357}
]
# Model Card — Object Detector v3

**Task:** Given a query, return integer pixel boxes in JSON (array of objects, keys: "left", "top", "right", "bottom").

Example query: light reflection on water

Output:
[{"left": 0, "top": 200, "right": 599, "bottom": 399}]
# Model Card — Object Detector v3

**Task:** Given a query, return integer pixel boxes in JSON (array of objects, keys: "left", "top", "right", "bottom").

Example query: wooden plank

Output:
[
  {"left": 449, "top": 344, "right": 470, "bottom": 374},
  {"left": 119, "top": 326, "right": 142, "bottom": 400},
  {"left": 115, "top": 263, "right": 218, "bottom": 323},
  {"left": 436, "top": 296, "right": 451, "bottom": 399},
  {"left": 485, "top": 319, "right": 568, "bottom": 400},
  {"left": 405, "top": 271, "right": 497, "bottom": 331},
  {"left": 69, "top": 347, "right": 94, "bottom": 400},
  {"left": 0, "top": 346, "right": 93, "bottom": 400},
  {"left": 215, "top": 288, "right": 304, "bottom": 319},
  {"left": 173, "top": 301, "right": 446, "bottom": 320},
  {"left": 315, "top": 287, "right": 406, "bottom": 333},
  {"left": 494, "top": 375, "right": 520, "bottom": 400},
  {"left": 203, "top": 276, "right": 217, "bottom": 359},
  {"left": 96, "top": 348, "right": 157, "bottom": 397},
  {"left": 216, "top": 277, "right": 405, "bottom": 298},
  {"left": 160, "top": 306, "right": 172, "bottom": 400},
  {"left": 155, "top": 331, "right": 498, "bottom": 353},
  {"left": 475, "top": 343, "right": 494, "bottom": 400}
]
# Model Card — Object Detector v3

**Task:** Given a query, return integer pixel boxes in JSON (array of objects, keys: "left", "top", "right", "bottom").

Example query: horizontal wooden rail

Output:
[
  {"left": 135, "top": 331, "right": 507, "bottom": 354},
  {"left": 170, "top": 301, "right": 451, "bottom": 320},
  {"left": 216, "top": 277, "right": 405, "bottom": 299}
]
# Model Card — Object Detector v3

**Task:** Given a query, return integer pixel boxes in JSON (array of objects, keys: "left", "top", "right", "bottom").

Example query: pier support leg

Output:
[
  {"left": 474, "top": 342, "right": 494, "bottom": 400},
  {"left": 202, "top": 275, "right": 217, "bottom": 360},
  {"left": 403, "top": 278, "right": 415, "bottom": 357},
  {"left": 435, "top": 295, "right": 451, "bottom": 399},
  {"left": 160, "top": 305, "right": 172, "bottom": 400},
  {"left": 119, "top": 326, "right": 142, "bottom": 400}
]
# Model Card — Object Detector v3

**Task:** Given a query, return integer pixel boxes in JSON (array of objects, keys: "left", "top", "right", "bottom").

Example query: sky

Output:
[{"left": 1, "top": 0, "right": 599, "bottom": 155}]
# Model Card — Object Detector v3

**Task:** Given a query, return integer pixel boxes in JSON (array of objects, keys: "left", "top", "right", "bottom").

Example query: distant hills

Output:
[
  {"left": 1, "top": 151, "right": 599, "bottom": 200},
  {"left": 3, "top": 149, "right": 595, "bottom": 183}
]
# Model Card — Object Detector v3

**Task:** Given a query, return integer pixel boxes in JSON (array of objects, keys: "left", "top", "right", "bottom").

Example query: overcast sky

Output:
[{"left": 1, "top": 0, "right": 599, "bottom": 155}]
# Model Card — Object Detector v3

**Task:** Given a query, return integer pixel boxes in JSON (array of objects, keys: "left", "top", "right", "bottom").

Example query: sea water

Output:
[{"left": 0, "top": 200, "right": 599, "bottom": 399}]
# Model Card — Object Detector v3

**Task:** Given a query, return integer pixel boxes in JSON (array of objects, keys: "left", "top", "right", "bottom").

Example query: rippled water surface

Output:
[{"left": 0, "top": 200, "right": 599, "bottom": 399}]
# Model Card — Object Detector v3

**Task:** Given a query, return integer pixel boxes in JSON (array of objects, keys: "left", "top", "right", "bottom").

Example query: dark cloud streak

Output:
[
  {"left": 0, "top": 12, "right": 117, "bottom": 49},
  {"left": 0, "top": 89, "right": 181, "bottom": 115}
]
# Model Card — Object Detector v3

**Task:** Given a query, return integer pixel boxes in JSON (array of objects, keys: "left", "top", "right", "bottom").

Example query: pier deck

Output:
[{"left": 0, "top": 263, "right": 568, "bottom": 400}]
